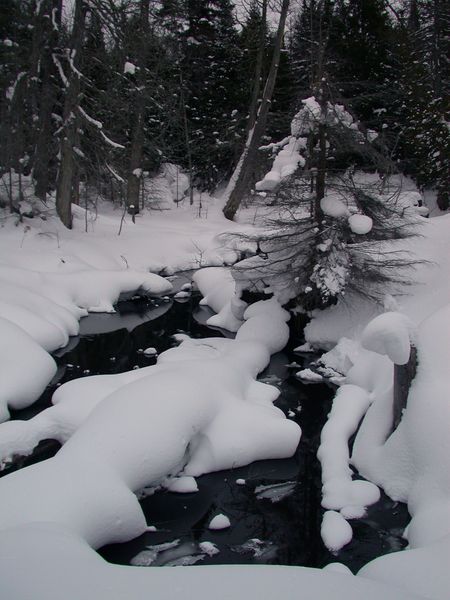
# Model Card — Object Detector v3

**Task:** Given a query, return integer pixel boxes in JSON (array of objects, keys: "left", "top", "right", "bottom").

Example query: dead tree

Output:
[
  {"left": 222, "top": 0, "right": 290, "bottom": 221},
  {"left": 55, "top": 0, "right": 88, "bottom": 228}
]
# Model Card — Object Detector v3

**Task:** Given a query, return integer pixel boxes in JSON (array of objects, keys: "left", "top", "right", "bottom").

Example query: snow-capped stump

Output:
[
  {"left": 321, "top": 510, "right": 353, "bottom": 553},
  {"left": 348, "top": 214, "right": 373, "bottom": 235},
  {"left": 208, "top": 514, "right": 231, "bottom": 530},
  {"left": 361, "top": 312, "right": 416, "bottom": 365},
  {"left": 235, "top": 478, "right": 246, "bottom": 486},
  {"left": 143, "top": 347, "right": 157, "bottom": 357},
  {"left": 166, "top": 476, "right": 198, "bottom": 494}
]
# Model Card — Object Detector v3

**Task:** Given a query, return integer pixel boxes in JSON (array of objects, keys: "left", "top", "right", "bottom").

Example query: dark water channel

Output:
[{"left": 6, "top": 275, "right": 409, "bottom": 572}]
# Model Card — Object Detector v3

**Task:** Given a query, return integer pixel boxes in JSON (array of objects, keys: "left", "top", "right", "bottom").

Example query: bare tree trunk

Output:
[
  {"left": 247, "top": 0, "right": 267, "bottom": 132},
  {"left": 33, "top": 0, "right": 62, "bottom": 201},
  {"left": 179, "top": 73, "right": 194, "bottom": 205},
  {"left": 223, "top": 0, "right": 290, "bottom": 221},
  {"left": 126, "top": 0, "right": 150, "bottom": 217},
  {"left": 55, "top": 0, "right": 87, "bottom": 228}
]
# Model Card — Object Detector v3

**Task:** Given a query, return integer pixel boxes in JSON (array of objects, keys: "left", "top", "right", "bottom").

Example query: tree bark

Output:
[
  {"left": 247, "top": 0, "right": 267, "bottom": 132},
  {"left": 126, "top": 0, "right": 150, "bottom": 216},
  {"left": 33, "top": 0, "right": 61, "bottom": 201},
  {"left": 55, "top": 0, "right": 87, "bottom": 228},
  {"left": 393, "top": 345, "right": 417, "bottom": 429},
  {"left": 223, "top": 0, "right": 290, "bottom": 221}
]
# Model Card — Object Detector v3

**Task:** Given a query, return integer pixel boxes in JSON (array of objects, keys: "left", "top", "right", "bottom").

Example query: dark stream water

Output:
[{"left": 5, "top": 275, "right": 409, "bottom": 572}]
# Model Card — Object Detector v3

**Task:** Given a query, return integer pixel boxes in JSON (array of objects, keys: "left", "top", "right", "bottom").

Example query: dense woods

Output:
[{"left": 0, "top": 0, "right": 448, "bottom": 228}]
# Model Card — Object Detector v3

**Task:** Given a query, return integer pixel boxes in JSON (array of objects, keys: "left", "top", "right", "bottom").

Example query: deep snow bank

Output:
[
  {"left": 0, "top": 523, "right": 421, "bottom": 600},
  {"left": 0, "top": 265, "right": 171, "bottom": 421},
  {"left": 305, "top": 215, "right": 450, "bottom": 597}
]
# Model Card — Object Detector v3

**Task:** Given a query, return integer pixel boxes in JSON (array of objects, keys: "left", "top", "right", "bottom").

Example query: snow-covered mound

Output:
[
  {"left": 306, "top": 214, "right": 450, "bottom": 597},
  {"left": 0, "top": 265, "right": 172, "bottom": 422},
  {"left": 0, "top": 299, "right": 300, "bottom": 549},
  {"left": 0, "top": 523, "right": 419, "bottom": 600},
  {"left": 193, "top": 267, "right": 247, "bottom": 332}
]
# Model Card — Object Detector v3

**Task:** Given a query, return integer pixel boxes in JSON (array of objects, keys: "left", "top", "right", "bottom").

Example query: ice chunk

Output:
[{"left": 254, "top": 481, "right": 296, "bottom": 503}]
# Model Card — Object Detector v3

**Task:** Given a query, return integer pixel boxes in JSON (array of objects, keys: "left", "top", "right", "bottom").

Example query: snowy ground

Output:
[{"left": 0, "top": 178, "right": 449, "bottom": 599}]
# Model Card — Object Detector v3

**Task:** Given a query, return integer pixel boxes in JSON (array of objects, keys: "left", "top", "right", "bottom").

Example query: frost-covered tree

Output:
[{"left": 232, "top": 96, "right": 421, "bottom": 310}]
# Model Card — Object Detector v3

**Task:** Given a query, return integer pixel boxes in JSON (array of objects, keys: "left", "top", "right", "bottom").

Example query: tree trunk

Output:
[
  {"left": 247, "top": 0, "right": 267, "bottom": 132},
  {"left": 33, "top": 0, "right": 61, "bottom": 201},
  {"left": 55, "top": 0, "right": 87, "bottom": 228},
  {"left": 393, "top": 345, "right": 417, "bottom": 429},
  {"left": 126, "top": 0, "right": 150, "bottom": 216},
  {"left": 223, "top": 0, "right": 290, "bottom": 221}
]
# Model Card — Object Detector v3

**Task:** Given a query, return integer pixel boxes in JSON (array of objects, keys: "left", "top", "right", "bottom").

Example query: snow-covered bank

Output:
[
  {"left": 0, "top": 266, "right": 172, "bottom": 421},
  {"left": 0, "top": 523, "right": 420, "bottom": 600},
  {"left": 0, "top": 298, "right": 300, "bottom": 549},
  {"left": 305, "top": 214, "right": 450, "bottom": 596},
  {"left": 0, "top": 191, "right": 448, "bottom": 598}
]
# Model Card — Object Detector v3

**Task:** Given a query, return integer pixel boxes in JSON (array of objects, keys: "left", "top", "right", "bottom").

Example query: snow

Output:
[
  {"left": 321, "top": 510, "right": 354, "bottom": 553},
  {"left": 0, "top": 297, "right": 300, "bottom": 551},
  {"left": 0, "top": 523, "right": 420, "bottom": 600},
  {"left": 166, "top": 476, "right": 198, "bottom": 493},
  {"left": 0, "top": 173, "right": 448, "bottom": 599},
  {"left": 123, "top": 61, "right": 136, "bottom": 75},
  {"left": 143, "top": 347, "right": 157, "bottom": 356},
  {"left": 194, "top": 267, "right": 247, "bottom": 332},
  {"left": 348, "top": 214, "right": 373, "bottom": 235},
  {"left": 305, "top": 211, "right": 450, "bottom": 595},
  {"left": 208, "top": 514, "right": 231, "bottom": 530},
  {"left": 0, "top": 317, "right": 57, "bottom": 423},
  {"left": 295, "top": 368, "right": 323, "bottom": 383},
  {"left": 255, "top": 137, "right": 305, "bottom": 192},
  {"left": 0, "top": 264, "right": 171, "bottom": 419},
  {"left": 317, "top": 384, "right": 380, "bottom": 550},
  {"left": 361, "top": 312, "right": 416, "bottom": 365},
  {"left": 321, "top": 196, "right": 349, "bottom": 218}
]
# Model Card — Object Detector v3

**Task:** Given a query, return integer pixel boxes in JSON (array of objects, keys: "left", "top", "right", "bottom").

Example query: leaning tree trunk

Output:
[
  {"left": 55, "top": 0, "right": 87, "bottom": 228},
  {"left": 223, "top": 0, "right": 290, "bottom": 221},
  {"left": 247, "top": 0, "right": 267, "bottom": 132}
]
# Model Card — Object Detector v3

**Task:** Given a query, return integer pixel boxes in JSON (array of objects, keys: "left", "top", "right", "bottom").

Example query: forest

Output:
[
  {"left": 0, "top": 2, "right": 449, "bottom": 600},
  {"left": 1, "top": 0, "right": 448, "bottom": 228}
]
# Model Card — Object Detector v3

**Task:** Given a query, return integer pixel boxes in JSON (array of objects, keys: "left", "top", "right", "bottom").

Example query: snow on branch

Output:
[
  {"left": 78, "top": 105, "right": 103, "bottom": 129},
  {"left": 106, "top": 164, "right": 125, "bottom": 183},
  {"left": 52, "top": 55, "right": 68, "bottom": 88},
  {"left": 100, "top": 130, "right": 125, "bottom": 150}
]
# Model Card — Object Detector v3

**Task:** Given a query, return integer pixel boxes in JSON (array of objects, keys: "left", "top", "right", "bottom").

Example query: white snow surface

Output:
[
  {"left": 208, "top": 514, "right": 231, "bottom": 530},
  {"left": 0, "top": 523, "right": 421, "bottom": 600},
  {"left": 361, "top": 312, "right": 416, "bottom": 365},
  {"left": 0, "top": 265, "right": 171, "bottom": 420},
  {"left": 0, "top": 180, "right": 447, "bottom": 599},
  {"left": 193, "top": 267, "right": 247, "bottom": 332},
  {"left": 0, "top": 299, "right": 300, "bottom": 549},
  {"left": 348, "top": 214, "right": 373, "bottom": 235},
  {"left": 306, "top": 213, "right": 450, "bottom": 597}
]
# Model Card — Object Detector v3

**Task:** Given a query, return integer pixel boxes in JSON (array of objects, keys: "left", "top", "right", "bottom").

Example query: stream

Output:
[{"left": 4, "top": 274, "right": 410, "bottom": 573}]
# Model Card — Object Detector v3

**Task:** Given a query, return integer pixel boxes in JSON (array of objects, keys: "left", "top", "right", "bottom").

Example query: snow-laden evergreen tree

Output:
[{"left": 231, "top": 95, "right": 421, "bottom": 310}]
